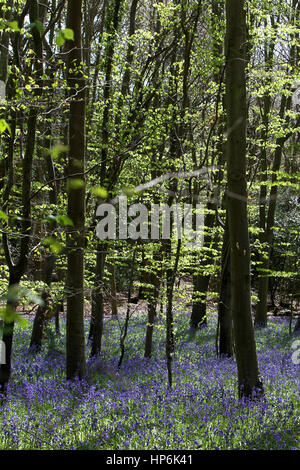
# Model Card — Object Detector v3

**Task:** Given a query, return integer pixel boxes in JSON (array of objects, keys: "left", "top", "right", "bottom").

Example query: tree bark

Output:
[
  {"left": 109, "top": 263, "right": 118, "bottom": 317},
  {"left": 65, "top": 0, "right": 86, "bottom": 380},
  {"left": 90, "top": 243, "right": 107, "bottom": 357},
  {"left": 294, "top": 315, "right": 300, "bottom": 334},
  {"left": 89, "top": 0, "right": 123, "bottom": 353},
  {"left": 190, "top": 274, "right": 210, "bottom": 329},
  {"left": 144, "top": 269, "right": 160, "bottom": 358},
  {"left": 218, "top": 214, "right": 233, "bottom": 357},
  {"left": 225, "top": 0, "right": 263, "bottom": 398},
  {"left": 0, "top": 274, "right": 19, "bottom": 394},
  {"left": 29, "top": 291, "right": 49, "bottom": 351},
  {"left": 0, "top": 2, "right": 41, "bottom": 392},
  {"left": 255, "top": 98, "right": 291, "bottom": 327}
]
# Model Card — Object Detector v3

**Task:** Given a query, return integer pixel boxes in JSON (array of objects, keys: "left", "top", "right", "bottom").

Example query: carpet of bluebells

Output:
[{"left": 0, "top": 312, "right": 299, "bottom": 450}]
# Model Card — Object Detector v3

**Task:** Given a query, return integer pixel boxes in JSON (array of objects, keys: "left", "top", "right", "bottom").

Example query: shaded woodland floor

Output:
[{"left": 0, "top": 310, "right": 299, "bottom": 450}]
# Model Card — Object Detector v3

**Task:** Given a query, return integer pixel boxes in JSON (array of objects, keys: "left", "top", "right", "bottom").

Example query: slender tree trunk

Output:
[
  {"left": 165, "top": 239, "right": 181, "bottom": 389},
  {"left": 0, "top": 274, "right": 19, "bottom": 394},
  {"left": 144, "top": 301, "right": 156, "bottom": 359},
  {"left": 30, "top": 126, "right": 58, "bottom": 351},
  {"left": 118, "top": 249, "right": 136, "bottom": 369},
  {"left": 0, "top": 1, "right": 41, "bottom": 391},
  {"left": 109, "top": 263, "right": 118, "bottom": 317},
  {"left": 218, "top": 214, "right": 233, "bottom": 357},
  {"left": 255, "top": 5, "right": 297, "bottom": 326},
  {"left": 255, "top": 111, "right": 291, "bottom": 327},
  {"left": 0, "top": 103, "right": 37, "bottom": 390},
  {"left": 54, "top": 303, "right": 61, "bottom": 334},
  {"left": 138, "top": 248, "right": 149, "bottom": 301},
  {"left": 225, "top": 0, "right": 263, "bottom": 398},
  {"left": 254, "top": 77, "right": 272, "bottom": 328},
  {"left": 29, "top": 290, "right": 49, "bottom": 351},
  {"left": 190, "top": 275, "right": 210, "bottom": 329},
  {"left": 89, "top": 0, "right": 123, "bottom": 352},
  {"left": 190, "top": 201, "right": 216, "bottom": 329},
  {"left": 144, "top": 270, "right": 160, "bottom": 358},
  {"left": 90, "top": 243, "right": 107, "bottom": 357},
  {"left": 65, "top": 0, "right": 86, "bottom": 380},
  {"left": 294, "top": 315, "right": 300, "bottom": 334}
]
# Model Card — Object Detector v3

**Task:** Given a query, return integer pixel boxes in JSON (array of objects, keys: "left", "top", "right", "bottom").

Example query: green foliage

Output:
[
  {"left": 0, "top": 210, "right": 8, "bottom": 222},
  {"left": 42, "top": 237, "right": 64, "bottom": 255},
  {"left": 49, "top": 144, "right": 69, "bottom": 160},
  {"left": 67, "top": 179, "right": 84, "bottom": 191},
  {"left": 0, "top": 285, "right": 44, "bottom": 326},
  {"left": 56, "top": 28, "right": 74, "bottom": 46},
  {"left": 8, "top": 21, "right": 20, "bottom": 32},
  {"left": 91, "top": 186, "right": 108, "bottom": 199},
  {"left": 0, "top": 119, "right": 11, "bottom": 135}
]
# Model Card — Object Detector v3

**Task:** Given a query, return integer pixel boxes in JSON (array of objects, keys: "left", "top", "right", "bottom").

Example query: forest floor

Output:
[{"left": 0, "top": 305, "right": 299, "bottom": 450}]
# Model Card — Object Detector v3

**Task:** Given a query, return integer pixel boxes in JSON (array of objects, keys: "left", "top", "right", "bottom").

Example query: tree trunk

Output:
[
  {"left": 190, "top": 201, "right": 216, "bottom": 329},
  {"left": 225, "top": 0, "right": 263, "bottom": 398},
  {"left": 218, "top": 214, "right": 233, "bottom": 357},
  {"left": 255, "top": 130, "right": 290, "bottom": 327},
  {"left": 0, "top": 1, "right": 41, "bottom": 391},
  {"left": 30, "top": 175, "right": 57, "bottom": 350},
  {"left": 254, "top": 13, "right": 296, "bottom": 326},
  {"left": 0, "top": 274, "right": 20, "bottom": 394},
  {"left": 294, "top": 315, "right": 300, "bottom": 334},
  {"left": 165, "top": 237, "right": 181, "bottom": 389},
  {"left": 190, "top": 275, "right": 210, "bottom": 329},
  {"left": 118, "top": 249, "right": 136, "bottom": 370},
  {"left": 89, "top": 0, "right": 122, "bottom": 352},
  {"left": 65, "top": 0, "right": 86, "bottom": 380},
  {"left": 109, "top": 263, "right": 118, "bottom": 317},
  {"left": 90, "top": 243, "right": 107, "bottom": 357},
  {"left": 29, "top": 290, "right": 49, "bottom": 351},
  {"left": 144, "top": 271, "right": 160, "bottom": 358}
]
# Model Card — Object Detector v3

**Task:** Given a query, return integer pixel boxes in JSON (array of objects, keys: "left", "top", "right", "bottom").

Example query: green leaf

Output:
[
  {"left": 63, "top": 28, "right": 74, "bottom": 40},
  {"left": 55, "top": 28, "right": 74, "bottom": 47},
  {"left": 91, "top": 185, "right": 108, "bottom": 199},
  {"left": 49, "top": 143, "right": 69, "bottom": 160},
  {"left": 0, "top": 305, "right": 28, "bottom": 327},
  {"left": 8, "top": 21, "right": 20, "bottom": 32},
  {"left": 56, "top": 31, "right": 65, "bottom": 47},
  {"left": 0, "top": 305, "right": 18, "bottom": 324},
  {"left": 56, "top": 215, "right": 74, "bottom": 227},
  {"left": 0, "top": 210, "right": 8, "bottom": 222},
  {"left": 43, "top": 237, "right": 64, "bottom": 254},
  {"left": 0, "top": 119, "right": 11, "bottom": 135},
  {"left": 67, "top": 178, "right": 84, "bottom": 191}
]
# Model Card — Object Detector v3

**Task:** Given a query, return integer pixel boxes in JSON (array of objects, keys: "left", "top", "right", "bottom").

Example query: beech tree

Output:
[
  {"left": 65, "top": 0, "right": 86, "bottom": 380},
  {"left": 225, "top": 0, "right": 263, "bottom": 398},
  {"left": 0, "top": 0, "right": 42, "bottom": 393},
  {"left": 0, "top": 0, "right": 298, "bottom": 400}
]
